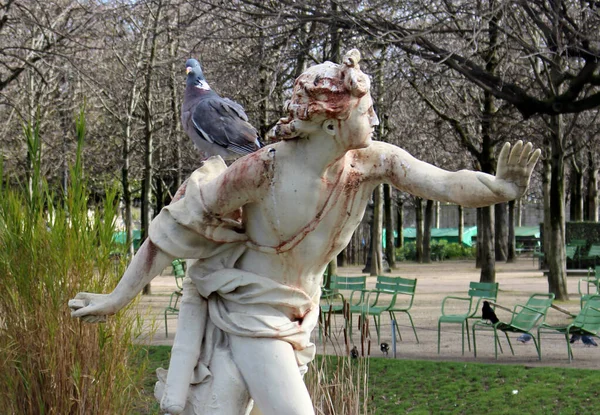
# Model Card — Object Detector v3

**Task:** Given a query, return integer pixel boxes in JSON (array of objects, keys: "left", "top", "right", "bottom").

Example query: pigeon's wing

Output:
[
  {"left": 221, "top": 98, "right": 249, "bottom": 122},
  {"left": 191, "top": 96, "right": 259, "bottom": 156}
]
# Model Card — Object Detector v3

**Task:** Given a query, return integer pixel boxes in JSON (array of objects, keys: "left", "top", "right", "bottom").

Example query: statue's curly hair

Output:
[{"left": 270, "top": 49, "right": 371, "bottom": 140}]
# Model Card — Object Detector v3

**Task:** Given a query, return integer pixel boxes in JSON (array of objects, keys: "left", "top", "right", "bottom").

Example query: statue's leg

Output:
[
  {"left": 229, "top": 335, "right": 315, "bottom": 415},
  {"left": 161, "top": 278, "right": 206, "bottom": 414}
]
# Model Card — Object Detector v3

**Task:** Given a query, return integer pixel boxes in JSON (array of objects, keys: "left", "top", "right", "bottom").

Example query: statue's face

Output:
[{"left": 338, "top": 93, "right": 379, "bottom": 149}]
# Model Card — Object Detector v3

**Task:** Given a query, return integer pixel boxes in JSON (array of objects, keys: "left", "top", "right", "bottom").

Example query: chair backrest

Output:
[
  {"left": 566, "top": 245, "right": 578, "bottom": 259},
  {"left": 509, "top": 293, "right": 555, "bottom": 331},
  {"left": 463, "top": 282, "right": 498, "bottom": 317},
  {"left": 171, "top": 259, "right": 185, "bottom": 290},
  {"left": 330, "top": 275, "right": 367, "bottom": 292},
  {"left": 587, "top": 245, "right": 600, "bottom": 259},
  {"left": 468, "top": 282, "right": 499, "bottom": 301},
  {"left": 573, "top": 295, "right": 600, "bottom": 335},
  {"left": 375, "top": 276, "right": 417, "bottom": 308},
  {"left": 571, "top": 239, "right": 587, "bottom": 248}
]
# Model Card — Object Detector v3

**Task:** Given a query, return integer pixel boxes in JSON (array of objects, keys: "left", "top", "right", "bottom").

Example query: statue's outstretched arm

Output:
[
  {"left": 67, "top": 180, "right": 192, "bottom": 322},
  {"left": 375, "top": 140, "right": 540, "bottom": 208},
  {"left": 69, "top": 240, "right": 174, "bottom": 322}
]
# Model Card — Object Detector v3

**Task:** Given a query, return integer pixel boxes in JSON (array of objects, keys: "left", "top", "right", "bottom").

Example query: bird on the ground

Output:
[
  {"left": 570, "top": 334, "right": 581, "bottom": 344},
  {"left": 380, "top": 342, "right": 389, "bottom": 356},
  {"left": 517, "top": 333, "right": 532, "bottom": 343},
  {"left": 181, "top": 58, "right": 261, "bottom": 161},
  {"left": 350, "top": 346, "right": 359, "bottom": 359},
  {"left": 581, "top": 335, "right": 598, "bottom": 347},
  {"left": 482, "top": 301, "right": 500, "bottom": 324}
]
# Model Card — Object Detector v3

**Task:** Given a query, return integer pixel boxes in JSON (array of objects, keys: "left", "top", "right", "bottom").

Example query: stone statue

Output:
[{"left": 69, "top": 49, "right": 540, "bottom": 415}]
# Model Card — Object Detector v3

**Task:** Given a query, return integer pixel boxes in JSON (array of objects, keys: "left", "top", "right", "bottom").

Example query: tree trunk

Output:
[
  {"left": 457, "top": 205, "right": 464, "bottom": 247},
  {"left": 122, "top": 120, "right": 134, "bottom": 258},
  {"left": 415, "top": 198, "right": 423, "bottom": 263},
  {"left": 495, "top": 202, "right": 507, "bottom": 261},
  {"left": 423, "top": 199, "right": 433, "bottom": 263},
  {"left": 479, "top": 205, "right": 495, "bottom": 283},
  {"left": 569, "top": 157, "right": 583, "bottom": 221},
  {"left": 141, "top": 0, "right": 163, "bottom": 295},
  {"left": 476, "top": 208, "right": 482, "bottom": 269},
  {"left": 384, "top": 184, "right": 396, "bottom": 269},
  {"left": 369, "top": 185, "right": 383, "bottom": 276},
  {"left": 587, "top": 151, "right": 598, "bottom": 222},
  {"left": 507, "top": 200, "right": 517, "bottom": 263},
  {"left": 396, "top": 199, "right": 404, "bottom": 248},
  {"left": 546, "top": 114, "right": 569, "bottom": 300},
  {"left": 516, "top": 198, "right": 522, "bottom": 227},
  {"left": 542, "top": 147, "right": 551, "bottom": 270}
]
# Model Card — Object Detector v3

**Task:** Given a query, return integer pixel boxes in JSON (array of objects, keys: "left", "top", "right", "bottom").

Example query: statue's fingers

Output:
[
  {"left": 526, "top": 149, "right": 542, "bottom": 174},
  {"left": 498, "top": 142, "right": 511, "bottom": 169},
  {"left": 508, "top": 140, "right": 523, "bottom": 166},
  {"left": 519, "top": 142, "right": 534, "bottom": 167},
  {"left": 68, "top": 298, "right": 88, "bottom": 310}
]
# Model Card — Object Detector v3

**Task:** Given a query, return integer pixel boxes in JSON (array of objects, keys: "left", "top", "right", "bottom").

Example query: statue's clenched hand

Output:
[{"left": 478, "top": 141, "right": 541, "bottom": 201}]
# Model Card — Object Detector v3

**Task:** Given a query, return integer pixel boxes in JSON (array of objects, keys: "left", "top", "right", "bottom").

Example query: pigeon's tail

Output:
[{"left": 581, "top": 335, "right": 598, "bottom": 347}]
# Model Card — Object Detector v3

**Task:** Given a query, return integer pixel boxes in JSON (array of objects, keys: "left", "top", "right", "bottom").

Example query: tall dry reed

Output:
[
  {"left": 0, "top": 110, "right": 146, "bottom": 414},
  {"left": 306, "top": 310, "right": 373, "bottom": 414}
]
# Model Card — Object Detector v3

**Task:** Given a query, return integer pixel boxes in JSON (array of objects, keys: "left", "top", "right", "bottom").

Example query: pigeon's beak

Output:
[{"left": 186, "top": 67, "right": 192, "bottom": 74}]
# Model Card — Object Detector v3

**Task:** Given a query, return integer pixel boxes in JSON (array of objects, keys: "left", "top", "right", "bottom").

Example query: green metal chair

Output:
[
  {"left": 583, "top": 244, "right": 600, "bottom": 266},
  {"left": 532, "top": 246, "right": 545, "bottom": 268},
  {"left": 319, "top": 275, "right": 367, "bottom": 340},
  {"left": 350, "top": 276, "right": 419, "bottom": 344},
  {"left": 164, "top": 259, "right": 186, "bottom": 337},
  {"left": 566, "top": 244, "right": 580, "bottom": 268},
  {"left": 578, "top": 266, "right": 600, "bottom": 309},
  {"left": 472, "top": 293, "right": 555, "bottom": 360},
  {"left": 438, "top": 281, "right": 499, "bottom": 355},
  {"left": 538, "top": 294, "right": 600, "bottom": 362}
]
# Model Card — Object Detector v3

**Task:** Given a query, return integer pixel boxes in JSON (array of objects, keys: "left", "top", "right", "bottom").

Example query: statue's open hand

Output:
[
  {"left": 478, "top": 141, "right": 541, "bottom": 200},
  {"left": 68, "top": 292, "right": 118, "bottom": 323}
]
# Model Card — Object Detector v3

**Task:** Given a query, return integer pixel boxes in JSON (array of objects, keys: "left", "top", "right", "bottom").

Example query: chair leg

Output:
[
  {"left": 504, "top": 332, "right": 514, "bottom": 356},
  {"left": 472, "top": 324, "right": 478, "bottom": 357},
  {"left": 493, "top": 327, "right": 499, "bottom": 359},
  {"left": 465, "top": 319, "right": 471, "bottom": 352},
  {"left": 438, "top": 321, "right": 442, "bottom": 354},
  {"left": 531, "top": 333, "right": 541, "bottom": 360},
  {"left": 403, "top": 311, "right": 419, "bottom": 343},
  {"left": 389, "top": 311, "right": 403, "bottom": 341},
  {"left": 537, "top": 330, "right": 543, "bottom": 360},
  {"left": 373, "top": 314, "right": 381, "bottom": 344},
  {"left": 566, "top": 332, "right": 573, "bottom": 362},
  {"left": 461, "top": 322, "right": 466, "bottom": 356},
  {"left": 164, "top": 309, "right": 169, "bottom": 338}
]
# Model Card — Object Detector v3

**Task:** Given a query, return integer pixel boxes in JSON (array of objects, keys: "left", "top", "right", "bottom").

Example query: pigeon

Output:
[
  {"left": 581, "top": 336, "right": 598, "bottom": 347},
  {"left": 181, "top": 58, "right": 261, "bottom": 160},
  {"left": 350, "top": 346, "right": 359, "bottom": 359},
  {"left": 482, "top": 301, "right": 499, "bottom": 324},
  {"left": 380, "top": 342, "right": 389, "bottom": 356},
  {"left": 570, "top": 334, "right": 581, "bottom": 344},
  {"left": 517, "top": 333, "right": 532, "bottom": 343}
]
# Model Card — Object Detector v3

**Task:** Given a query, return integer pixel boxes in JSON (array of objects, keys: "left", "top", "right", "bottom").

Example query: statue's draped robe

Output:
[{"left": 149, "top": 157, "right": 318, "bottom": 414}]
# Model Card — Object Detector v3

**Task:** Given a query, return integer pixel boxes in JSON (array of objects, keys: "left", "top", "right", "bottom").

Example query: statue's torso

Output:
[{"left": 237, "top": 151, "right": 376, "bottom": 299}]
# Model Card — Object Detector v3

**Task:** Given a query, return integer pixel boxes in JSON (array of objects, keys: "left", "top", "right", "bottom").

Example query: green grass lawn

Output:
[{"left": 136, "top": 346, "right": 600, "bottom": 414}]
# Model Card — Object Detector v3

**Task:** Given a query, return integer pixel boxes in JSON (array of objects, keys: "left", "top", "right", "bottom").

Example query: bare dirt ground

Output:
[{"left": 136, "top": 256, "right": 600, "bottom": 370}]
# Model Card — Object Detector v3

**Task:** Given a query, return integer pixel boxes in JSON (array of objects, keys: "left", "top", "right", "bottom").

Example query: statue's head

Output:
[{"left": 271, "top": 49, "right": 372, "bottom": 140}]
